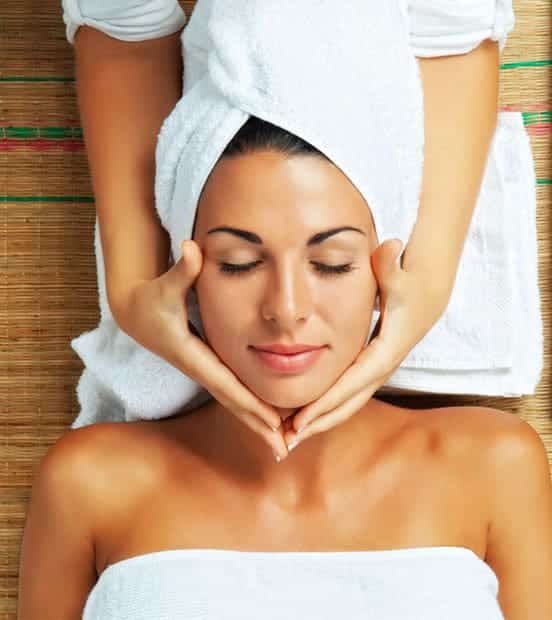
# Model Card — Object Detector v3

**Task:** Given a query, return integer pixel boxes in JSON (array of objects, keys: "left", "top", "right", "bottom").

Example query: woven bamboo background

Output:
[{"left": 0, "top": 0, "right": 550, "bottom": 617}]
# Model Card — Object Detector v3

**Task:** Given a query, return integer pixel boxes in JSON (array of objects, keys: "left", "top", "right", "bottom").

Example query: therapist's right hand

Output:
[{"left": 115, "top": 240, "right": 288, "bottom": 461}]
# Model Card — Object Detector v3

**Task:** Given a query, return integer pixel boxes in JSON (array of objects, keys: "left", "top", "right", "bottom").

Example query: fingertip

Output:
[
  {"left": 294, "top": 421, "right": 306, "bottom": 434},
  {"left": 268, "top": 417, "right": 281, "bottom": 432},
  {"left": 389, "top": 239, "right": 404, "bottom": 265}
]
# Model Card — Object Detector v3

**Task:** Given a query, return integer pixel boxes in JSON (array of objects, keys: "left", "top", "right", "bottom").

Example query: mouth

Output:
[{"left": 249, "top": 346, "right": 327, "bottom": 373}]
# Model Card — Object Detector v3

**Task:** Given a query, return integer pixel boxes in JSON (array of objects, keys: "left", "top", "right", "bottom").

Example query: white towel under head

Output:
[
  {"left": 69, "top": 0, "right": 542, "bottom": 428},
  {"left": 381, "top": 111, "right": 543, "bottom": 395}
]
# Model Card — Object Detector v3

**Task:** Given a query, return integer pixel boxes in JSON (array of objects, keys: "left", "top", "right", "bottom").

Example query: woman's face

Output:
[{"left": 192, "top": 149, "right": 378, "bottom": 417}]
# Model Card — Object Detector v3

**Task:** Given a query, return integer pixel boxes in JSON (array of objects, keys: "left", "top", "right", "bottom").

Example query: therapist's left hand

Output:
[{"left": 282, "top": 238, "right": 451, "bottom": 454}]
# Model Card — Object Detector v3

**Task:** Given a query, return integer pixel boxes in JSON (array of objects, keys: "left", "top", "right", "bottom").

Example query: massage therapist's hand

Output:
[
  {"left": 119, "top": 240, "right": 288, "bottom": 460},
  {"left": 282, "top": 239, "right": 450, "bottom": 453}
]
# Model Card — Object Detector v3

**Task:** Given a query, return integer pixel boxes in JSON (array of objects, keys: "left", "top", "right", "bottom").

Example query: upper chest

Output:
[{"left": 95, "top": 409, "right": 491, "bottom": 574}]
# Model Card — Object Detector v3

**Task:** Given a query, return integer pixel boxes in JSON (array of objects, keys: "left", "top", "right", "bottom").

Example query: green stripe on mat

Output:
[
  {"left": 500, "top": 59, "right": 552, "bottom": 69},
  {"left": 522, "top": 111, "right": 552, "bottom": 124},
  {"left": 1, "top": 111, "right": 550, "bottom": 138},
  {"left": 2, "top": 128, "right": 83, "bottom": 138}
]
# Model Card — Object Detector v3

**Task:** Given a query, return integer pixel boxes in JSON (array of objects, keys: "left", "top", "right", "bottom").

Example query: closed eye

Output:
[{"left": 218, "top": 261, "right": 357, "bottom": 278}]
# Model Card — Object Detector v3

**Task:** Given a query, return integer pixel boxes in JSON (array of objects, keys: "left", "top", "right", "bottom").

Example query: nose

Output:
[{"left": 260, "top": 258, "right": 313, "bottom": 327}]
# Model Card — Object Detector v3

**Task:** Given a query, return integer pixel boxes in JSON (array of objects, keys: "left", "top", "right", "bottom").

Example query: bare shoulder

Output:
[
  {"left": 18, "top": 423, "right": 140, "bottom": 619},
  {"left": 37, "top": 423, "right": 120, "bottom": 495},
  {"left": 43, "top": 421, "right": 173, "bottom": 497},
  {"left": 420, "top": 404, "right": 550, "bottom": 483},
  {"left": 406, "top": 404, "right": 543, "bottom": 497},
  {"left": 45, "top": 422, "right": 182, "bottom": 561},
  {"left": 412, "top": 404, "right": 532, "bottom": 453},
  {"left": 34, "top": 420, "right": 181, "bottom": 548},
  {"left": 449, "top": 406, "right": 550, "bottom": 471},
  {"left": 29, "top": 423, "right": 142, "bottom": 553},
  {"left": 44, "top": 422, "right": 142, "bottom": 474}
]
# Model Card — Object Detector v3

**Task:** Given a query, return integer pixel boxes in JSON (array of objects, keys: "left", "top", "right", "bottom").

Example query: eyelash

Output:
[{"left": 218, "top": 261, "right": 356, "bottom": 278}]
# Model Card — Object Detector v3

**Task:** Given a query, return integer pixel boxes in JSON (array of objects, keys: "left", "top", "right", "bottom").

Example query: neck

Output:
[{"left": 207, "top": 397, "right": 397, "bottom": 510}]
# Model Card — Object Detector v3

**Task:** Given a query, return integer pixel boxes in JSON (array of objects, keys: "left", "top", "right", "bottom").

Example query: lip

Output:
[
  {"left": 252, "top": 343, "right": 325, "bottom": 355},
  {"left": 250, "top": 346, "right": 326, "bottom": 373}
]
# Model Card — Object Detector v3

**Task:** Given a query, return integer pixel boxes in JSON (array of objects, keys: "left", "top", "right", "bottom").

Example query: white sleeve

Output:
[
  {"left": 61, "top": 0, "right": 187, "bottom": 45},
  {"left": 407, "top": 0, "right": 515, "bottom": 57}
]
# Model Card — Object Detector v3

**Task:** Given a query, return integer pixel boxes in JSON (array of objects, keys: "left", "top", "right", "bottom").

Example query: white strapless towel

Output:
[{"left": 81, "top": 546, "right": 504, "bottom": 620}]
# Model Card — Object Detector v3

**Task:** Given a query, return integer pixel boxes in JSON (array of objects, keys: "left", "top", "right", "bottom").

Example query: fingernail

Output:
[
  {"left": 287, "top": 439, "right": 299, "bottom": 452},
  {"left": 296, "top": 425, "right": 305, "bottom": 435},
  {"left": 270, "top": 420, "right": 282, "bottom": 432},
  {"left": 273, "top": 452, "right": 282, "bottom": 463}
]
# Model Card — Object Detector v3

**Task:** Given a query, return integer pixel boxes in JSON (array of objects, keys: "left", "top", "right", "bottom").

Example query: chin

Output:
[
  {"left": 254, "top": 392, "right": 312, "bottom": 411},
  {"left": 245, "top": 380, "right": 327, "bottom": 412}
]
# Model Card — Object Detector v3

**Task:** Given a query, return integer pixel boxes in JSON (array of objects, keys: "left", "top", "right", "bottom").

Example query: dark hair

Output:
[{"left": 221, "top": 115, "right": 329, "bottom": 160}]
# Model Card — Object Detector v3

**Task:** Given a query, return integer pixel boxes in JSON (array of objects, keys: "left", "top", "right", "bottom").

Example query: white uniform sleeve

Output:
[
  {"left": 61, "top": 0, "right": 187, "bottom": 45},
  {"left": 407, "top": 0, "right": 515, "bottom": 57}
]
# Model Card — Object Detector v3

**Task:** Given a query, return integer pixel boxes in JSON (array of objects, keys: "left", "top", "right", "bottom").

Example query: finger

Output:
[
  {"left": 231, "top": 407, "right": 288, "bottom": 461},
  {"left": 178, "top": 239, "right": 203, "bottom": 279},
  {"left": 370, "top": 238, "right": 403, "bottom": 279},
  {"left": 370, "top": 240, "right": 404, "bottom": 308},
  {"left": 367, "top": 305, "right": 410, "bottom": 356},
  {"left": 157, "top": 240, "right": 204, "bottom": 312},
  {"left": 292, "top": 339, "right": 395, "bottom": 432},
  {"left": 367, "top": 313, "right": 382, "bottom": 343},
  {"left": 289, "top": 385, "right": 375, "bottom": 447},
  {"left": 181, "top": 335, "right": 283, "bottom": 432}
]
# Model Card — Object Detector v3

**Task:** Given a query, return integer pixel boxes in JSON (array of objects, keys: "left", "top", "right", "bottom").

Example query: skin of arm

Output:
[
  {"left": 404, "top": 39, "right": 500, "bottom": 309},
  {"left": 72, "top": 25, "right": 185, "bottom": 325}
]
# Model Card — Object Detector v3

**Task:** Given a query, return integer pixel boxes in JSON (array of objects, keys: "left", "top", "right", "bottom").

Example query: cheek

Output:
[
  {"left": 326, "top": 286, "right": 374, "bottom": 326},
  {"left": 322, "top": 271, "right": 377, "bottom": 341},
  {"left": 320, "top": 262, "right": 376, "bottom": 309},
  {"left": 195, "top": 272, "right": 251, "bottom": 345}
]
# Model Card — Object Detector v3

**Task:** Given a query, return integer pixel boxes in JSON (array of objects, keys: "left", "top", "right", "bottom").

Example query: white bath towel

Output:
[
  {"left": 379, "top": 110, "right": 543, "bottom": 396},
  {"left": 80, "top": 547, "right": 503, "bottom": 620},
  {"left": 65, "top": 0, "right": 542, "bottom": 428}
]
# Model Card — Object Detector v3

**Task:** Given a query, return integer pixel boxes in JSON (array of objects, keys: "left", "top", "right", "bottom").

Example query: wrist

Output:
[{"left": 107, "top": 279, "right": 146, "bottom": 329}]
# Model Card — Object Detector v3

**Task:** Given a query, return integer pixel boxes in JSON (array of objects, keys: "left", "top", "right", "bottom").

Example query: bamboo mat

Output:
[{"left": 0, "top": 1, "right": 550, "bottom": 617}]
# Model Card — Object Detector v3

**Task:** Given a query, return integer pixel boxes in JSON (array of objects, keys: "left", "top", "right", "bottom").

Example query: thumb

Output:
[
  {"left": 371, "top": 238, "right": 403, "bottom": 283},
  {"left": 166, "top": 240, "right": 203, "bottom": 287}
]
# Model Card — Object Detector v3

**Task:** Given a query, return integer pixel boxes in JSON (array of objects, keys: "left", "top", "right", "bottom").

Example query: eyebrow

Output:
[{"left": 206, "top": 226, "right": 366, "bottom": 245}]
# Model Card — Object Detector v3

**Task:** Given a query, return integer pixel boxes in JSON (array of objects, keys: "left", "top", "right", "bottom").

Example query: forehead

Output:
[{"left": 194, "top": 150, "right": 375, "bottom": 238}]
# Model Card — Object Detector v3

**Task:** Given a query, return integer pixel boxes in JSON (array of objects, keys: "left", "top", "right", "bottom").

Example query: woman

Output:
[{"left": 18, "top": 116, "right": 552, "bottom": 619}]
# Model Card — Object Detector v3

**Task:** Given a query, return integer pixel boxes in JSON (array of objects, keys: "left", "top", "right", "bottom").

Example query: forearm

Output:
[
  {"left": 403, "top": 39, "right": 500, "bottom": 307},
  {"left": 73, "top": 26, "right": 184, "bottom": 323}
]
